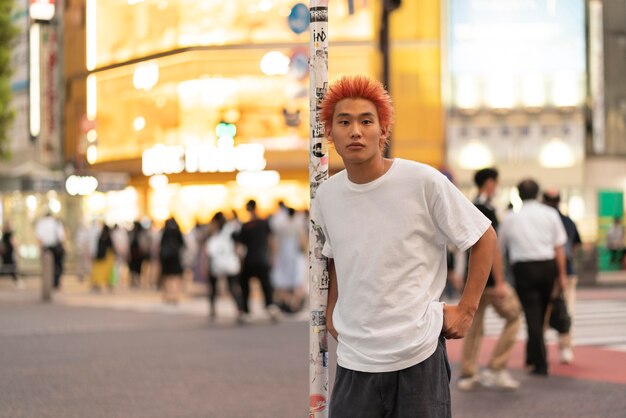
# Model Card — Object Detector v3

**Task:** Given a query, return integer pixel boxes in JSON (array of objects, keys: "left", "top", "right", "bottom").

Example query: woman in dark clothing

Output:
[
  {"left": 128, "top": 221, "right": 149, "bottom": 288},
  {"left": 1, "top": 225, "right": 21, "bottom": 288},
  {"left": 91, "top": 224, "right": 115, "bottom": 291},
  {"left": 159, "top": 217, "right": 185, "bottom": 304}
]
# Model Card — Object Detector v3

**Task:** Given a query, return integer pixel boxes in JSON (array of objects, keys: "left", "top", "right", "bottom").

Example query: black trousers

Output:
[
  {"left": 208, "top": 273, "right": 243, "bottom": 313},
  {"left": 44, "top": 246, "right": 64, "bottom": 289},
  {"left": 239, "top": 261, "right": 273, "bottom": 314},
  {"left": 513, "top": 259, "right": 557, "bottom": 374}
]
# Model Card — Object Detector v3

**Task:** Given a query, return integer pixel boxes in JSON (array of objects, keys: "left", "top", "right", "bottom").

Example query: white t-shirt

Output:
[
  {"left": 499, "top": 200, "right": 567, "bottom": 264},
  {"left": 311, "top": 159, "right": 491, "bottom": 373},
  {"left": 35, "top": 216, "right": 65, "bottom": 247}
]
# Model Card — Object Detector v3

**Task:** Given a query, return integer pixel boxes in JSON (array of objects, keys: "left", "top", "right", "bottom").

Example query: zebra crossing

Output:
[
  {"left": 25, "top": 275, "right": 626, "bottom": 351},
  {"left": 482, "top": 297, "right": 626, "bottom": 352}
]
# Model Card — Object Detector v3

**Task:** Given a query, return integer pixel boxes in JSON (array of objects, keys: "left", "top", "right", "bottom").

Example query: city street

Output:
[{"left": 1, "top": 276, "right": 626, "bottom": 418}]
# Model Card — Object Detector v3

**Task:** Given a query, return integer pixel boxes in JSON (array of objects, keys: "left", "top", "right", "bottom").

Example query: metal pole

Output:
[{"left": 308, "top": 1, "right": 329, "bottom": 417}]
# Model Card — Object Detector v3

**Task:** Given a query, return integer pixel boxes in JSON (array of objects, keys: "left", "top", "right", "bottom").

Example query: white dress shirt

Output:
[
  {"left": 35, "top": 216, "right": 65, "bottom": 247},
  {"left": 499, "top": 200, "right": 567, "bottom": 263}
]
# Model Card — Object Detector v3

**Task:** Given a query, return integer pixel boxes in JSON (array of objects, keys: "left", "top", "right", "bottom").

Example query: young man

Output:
[
  {"left": 458, "top": 168, "right": 522, "bottom": 391},
  {"left": 311, "top": 75, "right": 496, "bottom": 417}
]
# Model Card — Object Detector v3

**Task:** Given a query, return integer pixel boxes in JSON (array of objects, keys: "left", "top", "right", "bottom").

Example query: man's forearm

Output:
[
  {"left": 459, "top": 227, "right": 496, "bottom": 314},
  {"left": 326, "top": 259, "right": 338, "bottom": 339}
]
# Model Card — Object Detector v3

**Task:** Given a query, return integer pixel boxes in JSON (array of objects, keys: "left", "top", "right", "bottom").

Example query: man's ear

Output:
[
  {"left": 380, "top": 126, "right": 389, "bottom": 141},
  {"left": 326, "top": 127, "right": 333, "bottom": 142},
  {"left": 381, "top": 126, "right": 388, "bottom": 138}
]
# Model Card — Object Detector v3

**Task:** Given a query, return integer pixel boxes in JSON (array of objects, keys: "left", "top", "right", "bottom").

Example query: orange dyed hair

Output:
[{"left": 320, "top": 75, "right": 395, "bottom": 136}]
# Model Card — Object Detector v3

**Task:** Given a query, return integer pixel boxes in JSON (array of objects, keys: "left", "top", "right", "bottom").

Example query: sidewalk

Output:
[{"left": 594, "top": 269, "right": 626, "bottom": 286}]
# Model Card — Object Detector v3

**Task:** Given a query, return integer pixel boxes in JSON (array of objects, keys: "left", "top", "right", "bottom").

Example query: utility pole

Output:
[{"left": 308, "top": 1, "right": 329, "bottom": 417}]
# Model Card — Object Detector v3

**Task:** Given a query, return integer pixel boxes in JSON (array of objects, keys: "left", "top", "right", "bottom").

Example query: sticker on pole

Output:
[
  {"left": 309, "top": 394, "right": 327, "bottom": 413},
  {"left": 288, "top": 3, "right": 310, "bottom": 35}
]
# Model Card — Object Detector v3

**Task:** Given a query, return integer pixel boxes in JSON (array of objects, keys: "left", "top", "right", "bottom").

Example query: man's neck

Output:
[{"left": 345, "top": 157, "right": 393, "bottom": 184}]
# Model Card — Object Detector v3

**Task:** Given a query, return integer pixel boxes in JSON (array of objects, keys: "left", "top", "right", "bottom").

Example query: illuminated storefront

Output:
[
  {"left": 61, "top": 0, "right": 445, "bottom": 229},
  {"left": 67, "top": 1, "right": 377, "bottom": 228}
]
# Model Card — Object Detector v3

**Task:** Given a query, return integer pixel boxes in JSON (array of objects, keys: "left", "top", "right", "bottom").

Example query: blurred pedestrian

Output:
[
  {"left": 91, "top": 224, "right": 115, "bottom": 292},
  {"left": 543, "top": 189, "right": 582, "bottom": 364},
  {"left": 128, "top": 220, "right": 150, "bottom": 288},
  {"left": 237, "top": 199, "right": 280, "bottom": 321},
  {"left": 458, "top": 168, "right": 522, "bottom": 391},
  {"left": 189, "top": 221, "right": 209, "bottom": 285},
  {"left": 1, "top": 223, "right": 23, "bottom": 289},
  {"left": 111, "top": 224, "right": 129, "bottom": 288},
  {"left": 159, "top": 217, "right": 185, "bottom": 304},
  {"left": 35, "top": 212, "right": 66, "bottom": 290},
  {"left": 499, "top": 179, "right": 567, "bottom": 376},
  {"left": 206, "top": 211, "right": 244, "bottom": 321},
  {"left": 75, "top": 221, "right": 94, "bottom": 283},
  {"left": 312, "top": 75, "right": 496, "bottom": 417},
  {"left": 271, "top": 206, "right": 307, "bottom": 313},
  {"left": 606, "top": 217, "right": 624, "bottom": 266},
  {"left": 147, "top": 220, "right": 161, "bottom": 289}
]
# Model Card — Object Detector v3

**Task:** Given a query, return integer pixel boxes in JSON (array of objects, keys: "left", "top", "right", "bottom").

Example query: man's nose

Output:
[{"left": 350, "top": 124, "right": 362, "bottom": 137}]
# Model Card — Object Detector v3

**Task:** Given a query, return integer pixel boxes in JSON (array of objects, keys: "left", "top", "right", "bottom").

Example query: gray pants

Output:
[{"left": 330, "top": 336, "right": 451, "bottom": 418}]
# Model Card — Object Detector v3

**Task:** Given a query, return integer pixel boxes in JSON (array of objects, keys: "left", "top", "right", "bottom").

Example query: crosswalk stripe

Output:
[{"left": 481, "top": 298, "right": 626, "bottom": 351}]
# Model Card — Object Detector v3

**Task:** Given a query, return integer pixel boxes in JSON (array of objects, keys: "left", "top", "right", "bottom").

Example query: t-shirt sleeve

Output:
[
  {"left": 429, "top": 172, "right": 492, "bottom": 252},
  {"left": 310, "top": 197, "right": 333, "bottom": 258}
]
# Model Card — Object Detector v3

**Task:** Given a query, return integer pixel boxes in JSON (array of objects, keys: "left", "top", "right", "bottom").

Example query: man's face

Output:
[
  {"left": 327, "top": 98, "right": 388, "bottom": 165},
  {"left": 484, "top": 178, "right": 498, "bottom": 198}
]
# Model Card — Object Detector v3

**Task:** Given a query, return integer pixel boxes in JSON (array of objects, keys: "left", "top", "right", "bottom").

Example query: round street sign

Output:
[{"left": 288, "top": 3, "right": 310, "bottom": 35}]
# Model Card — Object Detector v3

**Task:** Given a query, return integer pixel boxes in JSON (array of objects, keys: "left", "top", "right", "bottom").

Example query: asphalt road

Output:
[{"left": 1, "top": 293, "right": 626, "bottom": 417}]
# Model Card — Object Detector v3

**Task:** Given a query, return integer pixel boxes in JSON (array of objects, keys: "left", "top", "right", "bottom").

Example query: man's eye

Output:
[
  {"left": 338, "top": 120, "right": 349, "bottom": 125},
  {"left": 362, "top": 120, "right": 373, "bottom": 125}
]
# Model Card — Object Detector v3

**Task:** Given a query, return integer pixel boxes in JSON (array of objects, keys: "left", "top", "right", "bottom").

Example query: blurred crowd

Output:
[{"left": 1, "top": 200, "right": 310, "bottom": 323}]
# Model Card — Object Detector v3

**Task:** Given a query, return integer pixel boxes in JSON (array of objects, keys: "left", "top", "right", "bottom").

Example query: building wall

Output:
[{"left": 62, "top": 1, "right": 444, "bottom": 224}]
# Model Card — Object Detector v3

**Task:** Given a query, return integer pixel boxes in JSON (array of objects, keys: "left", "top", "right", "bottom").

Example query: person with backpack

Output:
[{"left": 206, "top": 212, "right": 244, "bottom": 321}]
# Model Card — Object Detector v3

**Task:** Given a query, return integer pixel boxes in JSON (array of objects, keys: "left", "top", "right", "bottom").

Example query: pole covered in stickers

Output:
[{"left": 308, "top": 1, "right": 329, "bottom": 417}]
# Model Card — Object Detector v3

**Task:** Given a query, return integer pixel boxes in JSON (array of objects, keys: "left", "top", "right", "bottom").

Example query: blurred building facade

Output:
[
  {"left": 62, "top": 0, "right": 444, "bottom": 233},
  {"left": 1, "top": 0, "right": 68, "bottom": 273},
  {"left": 2, "top": 0, "right": 625, "bottom": 274},
  {"left": 442, "top": 0, "right": 626, "bottom": 271}
]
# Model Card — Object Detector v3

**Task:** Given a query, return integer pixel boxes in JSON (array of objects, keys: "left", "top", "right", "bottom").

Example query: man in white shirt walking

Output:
[
  {"left": 35, "top": 212, "right": 66, "bottom": 290},
  {"left": 499, "top": 179, "right": 567, "bottom": 375}
]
